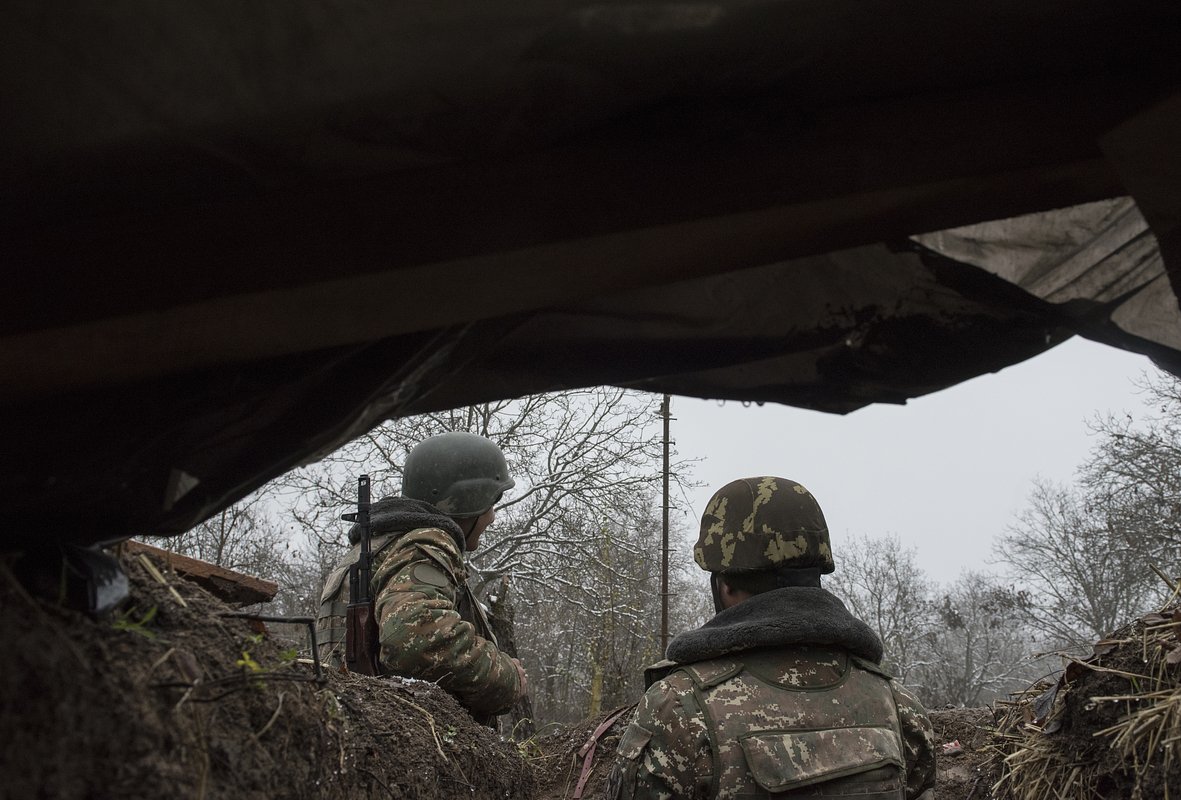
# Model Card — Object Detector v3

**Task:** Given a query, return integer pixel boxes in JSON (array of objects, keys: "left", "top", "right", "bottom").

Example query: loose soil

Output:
[
  {"left": 531, "top": 705, "right": 636, "bottom": 800},
  {"left": 3, "top": 551, "right": 1175, "bottom": 800},
  {"left": 931, "top": 707, "right": 1001, "bottom": 799},
  {"left": 0, "top": 553, "right": 532, "bottom": 800}
]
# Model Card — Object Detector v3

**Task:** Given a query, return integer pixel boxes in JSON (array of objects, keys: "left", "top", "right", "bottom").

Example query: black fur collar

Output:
[
  {"left": 347, "top": 496, "right": 465, "bottom": 551},
  {"left": 666, "top": 586, "right": 883, "bottom": 665}
]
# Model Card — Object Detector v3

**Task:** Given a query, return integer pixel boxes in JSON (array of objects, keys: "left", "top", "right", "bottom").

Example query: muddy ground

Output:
[
  {"left": 2, "top": 550, "right": 1175, "bottom": 799},
  {"left": 0, "top": 553, "right": 531, "bottom": 800}
]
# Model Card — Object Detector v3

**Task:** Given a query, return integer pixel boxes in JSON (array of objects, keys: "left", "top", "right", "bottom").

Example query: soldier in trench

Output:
[
  {"left": 608, "top": 477, "right": 937, "bottom": 800},
  {"left": 316, "top": 431, "right": 528, "bottom": 724}
]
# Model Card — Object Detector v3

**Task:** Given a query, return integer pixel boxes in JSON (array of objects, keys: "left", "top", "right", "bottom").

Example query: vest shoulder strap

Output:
[
  {"left": 681, "top": 658, "right": 744, "bottom": 689},
  {"left": 850, "top": 655, "right": 895, "bottom": 681}
]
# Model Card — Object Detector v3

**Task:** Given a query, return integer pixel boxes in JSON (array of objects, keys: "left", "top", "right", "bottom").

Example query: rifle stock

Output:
[{"left": 343, "top": 474, "right": 380, "bottom": 675}]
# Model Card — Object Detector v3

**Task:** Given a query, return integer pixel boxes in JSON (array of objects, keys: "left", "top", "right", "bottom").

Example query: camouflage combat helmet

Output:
[
  {"left": 402, "top": 431, "right": 515, "bottom": 517},
  {"left": 694, "top": 476, "right": 834, "bottom": 574}
]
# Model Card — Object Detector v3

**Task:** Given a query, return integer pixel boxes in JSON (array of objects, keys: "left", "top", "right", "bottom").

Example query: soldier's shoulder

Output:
[
  {"left": 637, "top": 668, "right": 698, "bottom": 713},
  {"left": 391, "top": 527, "right": 464, "bottom": 562},
  {"left": 373, "top": 528, "right": 464, "bottom": 590},
  {"left": 638, "top": 658, "right": 736, "bottom": 720},
  {"left": 850, "top": 654, "right": 894, "bottom": 680},
  {"left": 888, "top": 681, "right": 934, "bottom": 747},
  {"left": 888, "top": 679, "right": 929, "bottom": 713},
  {"left": 642, "top": 658, "right": 679, "bottom": 689},
  {"left": 651, "top": 668, "right": 697, "bottom": 694},
  {"left": 634, "top": 669, "right": 700, "bottom": 731}
]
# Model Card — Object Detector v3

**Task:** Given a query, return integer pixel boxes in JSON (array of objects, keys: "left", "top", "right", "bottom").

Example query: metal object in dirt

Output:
[
  {"left": 219, "top": 612, "right": 325, "bottom": 682},
  {"left": 574, "top": 705, "right": 635, "bottom": 800},
  {"left": 65, "top": 544, "right": 130, "bottom": 616}
]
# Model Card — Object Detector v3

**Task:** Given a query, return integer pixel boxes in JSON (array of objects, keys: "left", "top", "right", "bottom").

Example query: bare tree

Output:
[
  {"left": 826, "top": 534, "right": 935, "bottom": 682},
  {"left": 994, "top": 479, "right": 1160, "bottom": 652},
  {"left": 516, "top": 502, "right": 707, "bottom": 725},
  {"left": 828, "top": 536, "right": 1050, "bottom": 708},
  {"left": 1083, "top": 371, "right": 1181, "bottom": 568},
  {"left": 155, "top": 495, "right": 331, "bottom": 619},
  {"left": 271, "top": 388, "right": 697, "bottom": 595},
  {"left": 163, "top": 492, "right": 282, "bottom": 573},
  {"left": 909, "top": 573, "right": 1046, "bottom": 708}
]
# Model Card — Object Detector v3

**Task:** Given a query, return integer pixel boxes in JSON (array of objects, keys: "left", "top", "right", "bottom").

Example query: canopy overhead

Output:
[{"left": 2, "top": 1, "right": 1180, "bottom": 547}]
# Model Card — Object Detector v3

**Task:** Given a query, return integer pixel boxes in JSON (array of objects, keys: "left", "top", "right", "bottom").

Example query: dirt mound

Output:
[
  {"left": 930, "top": 707, "right": 1001, "bottom": 799},
  {"left": 0, "top": 553, "right": 532, "bottom": 800},
  {"left": 531, "top": 705, "right": 636, "bottom": 800},
  {"left": 990, "top": 607, "right": 1181, "bottom": 800},
  {"left": 8, "top": 546, "right": 1174, "bottom": 800}
]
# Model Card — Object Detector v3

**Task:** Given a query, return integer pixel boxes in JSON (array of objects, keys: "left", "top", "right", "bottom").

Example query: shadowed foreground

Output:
[
  {"left": 0, "top": 553, "right": 532, "bottom": 800},
  {"left": 3, "top": 551, "right": 1177, "bottom": 799}
]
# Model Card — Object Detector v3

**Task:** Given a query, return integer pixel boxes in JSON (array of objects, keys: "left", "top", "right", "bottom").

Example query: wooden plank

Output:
[{"left": 122, "top": 540, "right": 279, "bottom": 606}]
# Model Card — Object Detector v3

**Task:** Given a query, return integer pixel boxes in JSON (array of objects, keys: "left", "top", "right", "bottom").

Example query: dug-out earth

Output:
[{"left": 3, "top": 550, "right": 1174, "bottom": 799}]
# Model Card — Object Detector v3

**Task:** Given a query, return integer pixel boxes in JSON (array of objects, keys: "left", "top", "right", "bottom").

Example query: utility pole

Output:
[{"left": 660, "top": 393, "right": 671, "bottom": 656}]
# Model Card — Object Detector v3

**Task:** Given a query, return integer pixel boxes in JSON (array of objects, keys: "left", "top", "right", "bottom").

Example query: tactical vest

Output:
[
  {"left": 678, "top": 648, "right": 906, "bottom": 800},
  {"left": 315, "top": 531, "right": 498, "bottom": 669}
]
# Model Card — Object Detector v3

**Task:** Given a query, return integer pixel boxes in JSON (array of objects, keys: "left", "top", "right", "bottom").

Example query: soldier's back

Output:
[{"left": 676, "top": 644, "right": 907, "bottom": 799}]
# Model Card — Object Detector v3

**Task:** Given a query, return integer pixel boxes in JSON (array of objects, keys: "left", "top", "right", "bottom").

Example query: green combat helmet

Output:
[
  {"left": 694, "top": 476, "right": 835, "bottom": 575},
  {"left": 402, "top": 431, "right": 515, "bottom": 517}
]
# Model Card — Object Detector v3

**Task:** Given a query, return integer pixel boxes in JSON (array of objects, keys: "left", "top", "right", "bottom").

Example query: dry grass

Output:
[
  {"left": 1089, "top": 609, "right": 1181, "bottom": 799},
  {"left": 990, "top": 605, "right": 1181, "bottom": 800},
  {"left": 990, "top": 681, "right": 1096, "bottom": 800}
]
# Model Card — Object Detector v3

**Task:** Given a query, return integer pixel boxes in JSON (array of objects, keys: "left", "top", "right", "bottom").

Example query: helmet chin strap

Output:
[
  {"left": 710, "top": 573, "right": 725, "bottom": 613},
  {"left": 456, "top": 515, "right": 480, "bottom": 552}
]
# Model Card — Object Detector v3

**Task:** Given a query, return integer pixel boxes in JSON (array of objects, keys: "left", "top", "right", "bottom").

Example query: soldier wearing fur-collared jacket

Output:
[
  {"left": 608, "top": 477, "right": 936, "bottom": 800},
  {"left": 316, "top": 432, "right": 527, "bottom": 722}
]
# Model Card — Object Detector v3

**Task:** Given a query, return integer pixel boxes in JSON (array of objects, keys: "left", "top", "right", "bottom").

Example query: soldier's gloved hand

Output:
[{"left": 511, "top": 657, "right": 529, "bottom": 699}]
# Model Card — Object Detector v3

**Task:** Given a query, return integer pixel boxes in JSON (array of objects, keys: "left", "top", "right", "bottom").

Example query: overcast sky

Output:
[{"left": 667, "top": 336, "right": 1160, "bottom": 582}]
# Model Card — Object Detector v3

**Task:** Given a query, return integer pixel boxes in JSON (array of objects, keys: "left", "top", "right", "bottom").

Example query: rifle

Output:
[{"left": 342, "top": 474, "right": 380, "bottom": 675}]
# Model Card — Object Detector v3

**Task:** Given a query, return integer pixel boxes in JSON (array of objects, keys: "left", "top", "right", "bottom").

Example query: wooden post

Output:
[{"left": 660, "top": 394, "right": 671, "bottom": 656}]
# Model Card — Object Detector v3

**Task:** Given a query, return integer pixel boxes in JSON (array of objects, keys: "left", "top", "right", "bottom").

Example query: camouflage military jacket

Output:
[
  {"left": 317, "top": 517, "right": 520, "bottom": 718},
  {"left": 608, "top": 587, "right": 936, "bottom": 800}
]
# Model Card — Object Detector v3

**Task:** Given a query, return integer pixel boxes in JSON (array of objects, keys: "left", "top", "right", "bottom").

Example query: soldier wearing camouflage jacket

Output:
[
  {"left": 609, "top": 477, "right": 936, "bottom": 800},
  {"left": 316, "top": 432, "right": 526, "bottom": 721}
]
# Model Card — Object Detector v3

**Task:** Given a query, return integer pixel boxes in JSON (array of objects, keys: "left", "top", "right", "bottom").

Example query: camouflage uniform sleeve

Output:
[
  {"left": 607, "top": 672, "right": 711, "bottom": 800},
  {"left": 890, "top": 681, "right": 937, "bottom": 800},
  {"left": 372, "top": 540, "right": 520, "bottom": 717}
]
